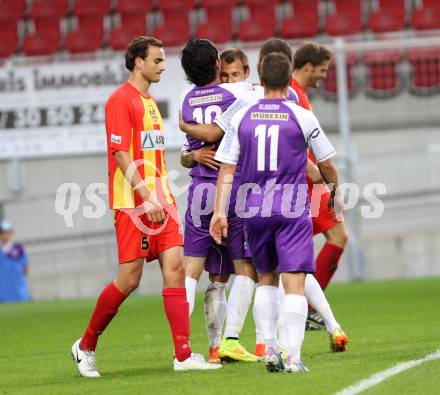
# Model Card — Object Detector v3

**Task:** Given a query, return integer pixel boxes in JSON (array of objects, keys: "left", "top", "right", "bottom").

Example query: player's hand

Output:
[
  {"left": 193, "top": 145, "right": 220, "bottom": 170},
  {"left": 143, "top": 198, "right": 166, "bottom": 224},
  {"left": 210, "top": 214, "right": 228, "bottom": 245},
  {"left": 328, "top": 191, "right": 345, "bottom": 221},
  {"left": 179, "top": 112, "right": 190, "bottom": 133}
]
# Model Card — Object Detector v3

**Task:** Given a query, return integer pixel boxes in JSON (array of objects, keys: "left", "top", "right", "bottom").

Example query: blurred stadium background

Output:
[{"left": 0, "top": 0, "right": 439, "bottom": 300}]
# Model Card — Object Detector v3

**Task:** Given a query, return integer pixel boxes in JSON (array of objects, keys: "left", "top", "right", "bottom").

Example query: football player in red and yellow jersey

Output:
[
  {"left": 71, "top": 37, "right": 221, "bottom": 377},
  {"left": 291, "top": 42, "right": 349, "bottom": 330}
]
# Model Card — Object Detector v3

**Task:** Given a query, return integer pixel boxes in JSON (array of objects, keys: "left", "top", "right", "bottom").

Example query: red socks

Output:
[
  {"left": 162, "top": 287, "right": 192, "bottom": 362},
  {"left": 80, "top": 282, "right": 127, "bottom": 351},
  {"left": 79, "top": 285, "right": 192, "bottom": 362},
  {"left": 315, "top": 242, "right": 344, "bottom": 290}
]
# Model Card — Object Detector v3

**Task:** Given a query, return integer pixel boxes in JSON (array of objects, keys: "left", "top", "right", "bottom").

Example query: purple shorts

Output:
[
  {"left": 204, "top": 244, "right": 235, "bottom": 275},
  {"left": 245, "top": 214, "right": 315, "bottom": 274},
  {"left": 184, "top": 176, "right": 250, "bottom": 264}
]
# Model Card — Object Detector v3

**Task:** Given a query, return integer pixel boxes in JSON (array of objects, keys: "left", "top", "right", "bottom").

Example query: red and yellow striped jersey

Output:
[{"left": 105, "top": 82, "right": 175, "bottom": 209}]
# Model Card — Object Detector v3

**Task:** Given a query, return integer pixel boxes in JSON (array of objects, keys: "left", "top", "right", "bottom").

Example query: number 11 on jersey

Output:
[{"left": 255, "top": 124, "right": 279, "bottom": 171}]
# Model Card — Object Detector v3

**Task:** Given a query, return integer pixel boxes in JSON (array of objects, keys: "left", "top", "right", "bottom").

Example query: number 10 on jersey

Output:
[{"left": 255, "top": 124, "right": 279, "bottom": 171}]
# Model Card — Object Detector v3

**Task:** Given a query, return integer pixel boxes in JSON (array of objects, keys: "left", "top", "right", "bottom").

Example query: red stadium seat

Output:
[
  {"left": 408, "top": 47, "right": 440, "bottom": 95},
  {"left": 31, "top": 0, "right": 68, "bottom": 20},
  {"left": 73, "top": 0, "right": 110, "bottom": 33},
  {"left": 237, "top": 17, "right": 275, "bottom": 41},
  {"left": 237, "top": 2, "right": 276, "bottom": 42},
  {"left": 0, "top": 18, "right": 18, "bottom": 37},
  {"left": 325, "top": 0, "right": 362, "bottom": 36},
  {"left": 153, "top": 25, "right": 189, "bottom": 47},
  {"left": 153, "top": 1, "right": 193, "bottom": 46},
  {"left": 243, "top": 0, "right": 275, "bottom": 20},
  {"left": 23, "top": 30, "right": 60, "bottom": 56},
  {"left": 30, "top": 0, "right": 67, "bottom": 36},
  {"left": 74, "top": 0, "right": 111, "bottom": 16},
  {"left": 281, "top": 0, "right": 319, "bottom": 39},
  {"left": 364, "top": 50, "right": 402, "bottom": 98},
  {"left": 156, "top": 0, "right": 193, "bottom": 39},
  {"left": 118, "top": 14, "right": 148, "bottom": 36},
  {"left": 325, "top": 13, "right": 361, "bottom": 36},
  {"left": 110, "top": 27, "right": 147, "bottom": 50},
  {"left": 369, "top": 0, "right": 405, "bottom": 33},
  {"left": 333, "top": 0, "right": 361, "bottom": 14},
  {"left": 158, "top": 0, "right": 193, "bottom": 25},
  {"left": 65, "top": 29, "right": 103, "bottom": 54},
  {"left": 0, "top": 30, "right": 17, "bottom": 58},
  {"left": 200, "top": 0, "right": 237, "bottom": 9},
  {"left": 0, "top": 0, "right": 24, "bottom": 47},
  {"left": 200, "top": 0, "right": 236, "bottom": 24},
  {"left": 0, "top": 0, "right": 26, "bottom": 20},
  {"left": 421, "top": 0, "right": 440, "bottom": 10},
  {"left": 321, "top": 53, "right": 358, "bottom": 99},
  {"left": 116, "top": 0, "right": 153, "bottom": 15},
  {"left": 411, "top": 7, "right": 440, "bottom": 30},
  {"left": 158, "top": 0, "right": 194, "bottom": 13},
  {"left": 196, "top": 20, "right": 232, "bottom": 43},
  {"left": 199, "top": 0, "right": 235, "bottom": 39},
  {"left": 116, "top": 0, "right": 152, "bottom": 35}
]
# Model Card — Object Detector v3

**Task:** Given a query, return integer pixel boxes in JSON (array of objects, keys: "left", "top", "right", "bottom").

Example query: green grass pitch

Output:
[{"left": 1, "top": 278, "right": 439, "bottom": 395}]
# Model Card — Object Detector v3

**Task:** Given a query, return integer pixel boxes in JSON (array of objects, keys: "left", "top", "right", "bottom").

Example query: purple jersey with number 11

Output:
[{"left": 215, "top": 98, "right": 336, "bottom": 274}]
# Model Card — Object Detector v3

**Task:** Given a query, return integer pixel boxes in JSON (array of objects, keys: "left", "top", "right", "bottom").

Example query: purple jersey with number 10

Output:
[
  {"left": 215, "top": 98, "right": 336, "bottom": 274},
  {"left": 180, "top": 81, "right": 252, "bottom": 179}
]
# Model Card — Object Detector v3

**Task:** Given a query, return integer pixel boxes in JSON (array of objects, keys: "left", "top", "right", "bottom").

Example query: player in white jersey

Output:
[{"left": 180, "top": 38, "right": 348, "bottom": 355}]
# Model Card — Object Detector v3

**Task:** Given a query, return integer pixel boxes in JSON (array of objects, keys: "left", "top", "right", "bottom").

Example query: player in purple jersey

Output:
[
  {"left": 180, "top": 48, "right": 251, "bottom": 279},
  {"left": 180, "top": 39, "right": 259, "bottom": 363},
  {"left": 180, "top": 38, "right": 348, "bottom": 357},
  {"left": 180, "top": 49, "right": 251, "bottom": 292},
  {"left": 210, "top": 52, "right": 344, "bottom": 373}
]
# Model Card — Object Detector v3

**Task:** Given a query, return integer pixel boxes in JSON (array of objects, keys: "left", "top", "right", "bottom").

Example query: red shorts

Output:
[
  {"left": 309, "top": 183, "right": 339, "bottom": 236},
  {"left": 114, "top": 206, "right": 184, "bottom": 264}
]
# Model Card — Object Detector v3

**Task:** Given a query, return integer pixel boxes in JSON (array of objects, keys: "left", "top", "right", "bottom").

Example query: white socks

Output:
[
  {"left": 224, "top": 275, "right": 255, "bottom": 338},
  {"left": 304, "top": 274, "right": 340, "bottom": 334},
  {"left": 253, "top": 285, "right": 280, "bottom": 353},
  {"left": 254, "top": 301, "right": 265, "bottom": 345},
  {"left": 185, "top": 276, "right": 197, "bottom": 316},
  {"left": 204, "top": 280, "right": 227, "bottom": 349},
  {"left": 281, "top": 294, "right": 307, "bottom": 363}
]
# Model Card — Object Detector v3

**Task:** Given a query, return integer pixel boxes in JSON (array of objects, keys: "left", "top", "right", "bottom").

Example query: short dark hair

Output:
[
  {"left": 180, "top": 39, "right": 219, "bottom": 86},
  {"left": 220, "top": 48, "right": 249, "bottom": 72},
  {"left": 293, "top": 42, "right": 332, "bottom": 69},
  {"left": 259, "top": 38, "right": 293, "bottom": 64},
  {"left": 125, "top": 36, "right": 163, "bottom": 71},
  {"left": 260, "top": 53, "right": 292, "bottom": 89}
]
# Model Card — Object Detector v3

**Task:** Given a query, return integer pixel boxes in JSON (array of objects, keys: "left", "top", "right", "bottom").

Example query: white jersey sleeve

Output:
[
  {"left": 214, "top": 88, "right": 262, "bottom": 133},
  {"left": 284, "top": 102, "right": 337, "bottom": 162},
  {"left": 215, "top": 105, "right": 250, "bottom": 165},
  {"left": 220, "top": 81, "right": 254, "bottom": 96}
]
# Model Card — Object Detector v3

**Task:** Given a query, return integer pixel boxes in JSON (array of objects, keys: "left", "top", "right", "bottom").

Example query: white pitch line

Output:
[{"left": 335, "top": 348, "right": 440, "bottom": 395}]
